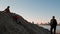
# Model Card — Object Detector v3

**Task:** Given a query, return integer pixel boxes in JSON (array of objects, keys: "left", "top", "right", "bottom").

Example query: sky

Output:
[{"left": 0, "top": 0, "right": 60, "bottom": 24}]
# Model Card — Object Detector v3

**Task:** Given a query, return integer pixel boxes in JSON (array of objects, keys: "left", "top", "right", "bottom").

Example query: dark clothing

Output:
[
  {"left": 50, "top": 25, "right": 56, "bottom": 34},
  {"left": 50, "top": 19, "right": 57, "bottom": 34}
]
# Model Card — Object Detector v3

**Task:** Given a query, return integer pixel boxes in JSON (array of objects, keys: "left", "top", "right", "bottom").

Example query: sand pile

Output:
[{"left": 0, "top": 11, "right": 51, "bottom": 34}]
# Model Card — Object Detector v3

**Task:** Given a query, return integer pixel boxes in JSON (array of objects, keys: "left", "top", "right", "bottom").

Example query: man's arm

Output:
[
  {"left": 55, "top": 19, "right": 57, "bottom": 25},
  {"left": 50, "top": 19, "right": 53, "bottom": 26}
]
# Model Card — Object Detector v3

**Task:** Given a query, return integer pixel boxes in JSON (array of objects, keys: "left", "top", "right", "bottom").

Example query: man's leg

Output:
[
  {"left": 50, "top": 26, "right": 53, "bottom": 34},
  {"left": 54, "top": 26, "right": 56, "bottom": 34}
]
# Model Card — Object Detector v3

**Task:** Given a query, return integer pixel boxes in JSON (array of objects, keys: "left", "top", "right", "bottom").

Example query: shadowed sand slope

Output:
[{"left": 0, "top": 11, "right": 51, "bottom": 34}]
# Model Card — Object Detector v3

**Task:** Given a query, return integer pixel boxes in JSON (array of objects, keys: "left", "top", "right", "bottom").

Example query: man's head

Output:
[
  {"left": 7, "top": 6, "right": 10, "bottom": 8},
  {"left": 52, "top": 16, "right": 55, "bottom": 19}
]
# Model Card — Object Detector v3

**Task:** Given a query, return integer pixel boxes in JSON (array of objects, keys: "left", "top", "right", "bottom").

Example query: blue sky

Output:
[{"left": 0, "top": 0, "right": 60, "bottom": 24}]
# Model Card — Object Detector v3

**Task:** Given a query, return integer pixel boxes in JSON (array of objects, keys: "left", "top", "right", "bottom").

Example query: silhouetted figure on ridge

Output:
[
  {"left": 50, "top": 16, "right": 57, "bottom": 34},
  {"left": 4, "top": 6, "right": 10, "bottom": 13}
]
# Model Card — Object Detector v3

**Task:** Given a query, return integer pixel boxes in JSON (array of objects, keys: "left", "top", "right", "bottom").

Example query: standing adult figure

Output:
[
  {"left": 4, "top": 6, "right": 10, "bottom": 13},
  {"left": 50, "top": 16, "right": 57, "bottom": 34}
]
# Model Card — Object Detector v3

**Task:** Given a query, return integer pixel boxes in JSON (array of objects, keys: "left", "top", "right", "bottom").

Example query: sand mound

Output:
[{"left": 0, "top": 11, "right": 51, "bottom": 34}]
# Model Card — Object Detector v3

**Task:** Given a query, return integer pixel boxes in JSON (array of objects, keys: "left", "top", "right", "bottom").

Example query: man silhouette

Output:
[
  {"left": 4, "top": 6, "right": 10, "bottom": 13},
  {"left": 50, "top": 16, "right": 57, "bottom": 34}
]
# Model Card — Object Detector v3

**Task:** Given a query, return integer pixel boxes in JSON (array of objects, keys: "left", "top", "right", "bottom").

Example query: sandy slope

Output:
[{"left": 0, "top": 11, "right": 51, "bottom": 34}]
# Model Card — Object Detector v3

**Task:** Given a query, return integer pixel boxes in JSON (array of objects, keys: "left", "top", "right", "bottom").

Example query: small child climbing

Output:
[{"left": 12, "top": 15, "right": 21, "bottom": 23}]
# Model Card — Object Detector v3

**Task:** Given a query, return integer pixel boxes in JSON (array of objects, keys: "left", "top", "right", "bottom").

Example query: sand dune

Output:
[{"left": 0, "top": 11, "right": 51, "bottom": 34}]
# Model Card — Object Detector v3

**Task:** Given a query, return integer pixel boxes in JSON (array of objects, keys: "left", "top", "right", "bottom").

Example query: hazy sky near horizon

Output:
[{"left": 0, "top": 0, "right": 60, "bottom": 24}]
